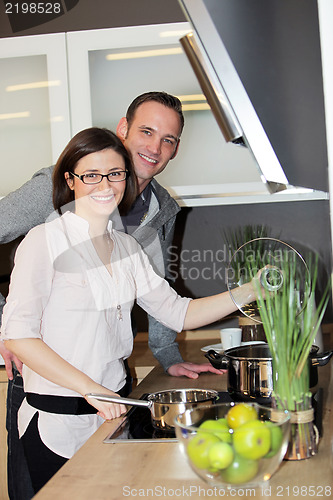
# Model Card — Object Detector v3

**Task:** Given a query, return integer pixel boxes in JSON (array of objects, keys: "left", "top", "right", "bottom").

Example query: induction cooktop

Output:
[{"left": 103, "top": 388, "right": 323, "bottom": 444}]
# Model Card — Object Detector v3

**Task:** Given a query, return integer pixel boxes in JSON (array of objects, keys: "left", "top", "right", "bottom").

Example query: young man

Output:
[{"left": 0, "top": 92, "right": 221, "bottom": 499}]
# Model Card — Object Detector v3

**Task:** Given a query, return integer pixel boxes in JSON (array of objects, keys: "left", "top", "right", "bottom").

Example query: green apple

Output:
[
  {"left": 233, "top": 420, "right": 271, "bottom": 460},
  {"left": 216, "top": 417, "right": 228, "bottom": 426},
  {"left": 226, "top": 403, "right": 258, "bottom": 430},
  {"left": 221, "top": 453, "right": 259, "bottom": 485},
  {"left": 199, "top": 419, "right": 232, "bottom": 443},
  {"left": 264, "top": 421, "right": 283, "bottom": 458},
  {"left": 187, "top": 432, "right": 220, "bottom": 469},
  {"left": 208, "top": 442, "right": 234, "bottom": 470}
]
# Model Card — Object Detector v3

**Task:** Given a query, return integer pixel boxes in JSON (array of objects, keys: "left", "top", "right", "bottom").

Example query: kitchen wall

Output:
[{"left": 172, "top": 201, "right": 331, "bottom": 299}]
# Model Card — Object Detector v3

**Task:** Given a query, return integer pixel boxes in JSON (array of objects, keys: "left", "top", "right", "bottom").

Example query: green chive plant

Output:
[{"left": 254, "top": 252, "right": 330, "bottom": 459}]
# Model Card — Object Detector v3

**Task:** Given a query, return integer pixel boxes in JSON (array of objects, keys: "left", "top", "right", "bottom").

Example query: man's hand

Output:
[
  {"left": 0, "top": 341, "right": 23, "bottom": 379},
  {"left": 167, "top": 362, "right": 226, "bottom": 379}
]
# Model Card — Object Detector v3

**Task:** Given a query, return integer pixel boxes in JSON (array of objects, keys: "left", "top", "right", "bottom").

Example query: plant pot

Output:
[
  {"left": 285, "top": 410, "right": 319, "bottom": 460},
  {"left": 272, "top": 392, "right": 319, "bottom": 460}
]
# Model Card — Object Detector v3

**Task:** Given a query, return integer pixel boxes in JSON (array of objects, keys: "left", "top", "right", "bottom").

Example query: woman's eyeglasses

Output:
[{"left": 70, "top": 170, "right": 128, "bottom": 184}]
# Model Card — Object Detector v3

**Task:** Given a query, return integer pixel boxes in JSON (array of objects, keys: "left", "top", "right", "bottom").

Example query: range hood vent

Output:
[{"left": 178, "top": 0, "right": 329, "bottom": 195}]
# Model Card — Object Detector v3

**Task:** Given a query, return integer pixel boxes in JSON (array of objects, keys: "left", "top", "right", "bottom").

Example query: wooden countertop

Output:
[{"left": 34, "top": 334, "right": 333, "bottom": 500}]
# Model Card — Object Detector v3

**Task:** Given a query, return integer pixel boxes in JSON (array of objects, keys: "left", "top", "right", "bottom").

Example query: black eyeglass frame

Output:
[{"left": 70, "top": 170, "right": 129, "bottom": 184}]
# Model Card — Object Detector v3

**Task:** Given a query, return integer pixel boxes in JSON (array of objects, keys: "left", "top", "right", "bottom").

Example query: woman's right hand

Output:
[{"left": 84, "top": 388, "right": 127, "bottom": 420}]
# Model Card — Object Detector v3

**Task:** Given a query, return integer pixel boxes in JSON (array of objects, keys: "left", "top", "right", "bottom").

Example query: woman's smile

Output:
[{"left": 90, "top": 192, "right": 115, "bottom": 203}]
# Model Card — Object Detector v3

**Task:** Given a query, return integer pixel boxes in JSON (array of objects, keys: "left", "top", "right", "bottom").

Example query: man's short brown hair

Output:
[{"left": 126, "top": 91, "right": 184, "bottom": 137}]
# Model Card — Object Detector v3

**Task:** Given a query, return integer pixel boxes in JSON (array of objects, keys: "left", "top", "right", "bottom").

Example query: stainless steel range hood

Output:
[{"left": 178, "top": 0, "right": 329, "bottom": 195}]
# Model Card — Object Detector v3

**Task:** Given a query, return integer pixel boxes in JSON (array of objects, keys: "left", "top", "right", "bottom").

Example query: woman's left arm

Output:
[
  {"left": 183, "top": 281, "right": 256, "bottom": 331},
  {"left": 134, "top": 239, "right": 257, "bottom": 332}
]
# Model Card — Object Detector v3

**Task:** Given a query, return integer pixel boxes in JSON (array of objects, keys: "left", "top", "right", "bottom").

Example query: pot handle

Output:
[
  {"left": 205, "top": 350, "right": 229, "bottom": 370},
  {"left": 86, "top": 393, "right": 151, "bottom": 408},
  {"left": 311, "top": 350, "right": 333, "bottom": 367}
]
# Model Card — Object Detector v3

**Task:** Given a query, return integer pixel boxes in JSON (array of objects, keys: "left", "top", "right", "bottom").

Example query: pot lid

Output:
[
  {"left": 224, "top": 343, "right": 272, "bottom": 360},
  {"left": 227, "top": 237, "right": 310, "bottom": 323}
]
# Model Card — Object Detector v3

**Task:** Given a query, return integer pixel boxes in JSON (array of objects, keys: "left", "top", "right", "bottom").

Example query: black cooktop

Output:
[{"left": 103, "top": 389, "right": 323, "bottom": 443}]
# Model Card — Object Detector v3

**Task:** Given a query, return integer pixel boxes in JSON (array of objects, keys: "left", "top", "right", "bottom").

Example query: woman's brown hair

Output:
[{"left": 52, "top": 127, "right": 137, "bottom": 215}]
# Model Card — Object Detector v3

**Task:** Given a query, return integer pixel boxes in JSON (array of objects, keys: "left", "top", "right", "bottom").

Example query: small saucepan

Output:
[
  {"left": 205, "top": 343, "right": 333, "bottom": 405},
  {"left": 86, "top": 388, "right": 219, "bottom": 431}
]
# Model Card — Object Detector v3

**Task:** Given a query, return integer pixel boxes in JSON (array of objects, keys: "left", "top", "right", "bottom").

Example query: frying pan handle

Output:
[{"left": 85, "top": 393, "right": 151, "bottom": 408}]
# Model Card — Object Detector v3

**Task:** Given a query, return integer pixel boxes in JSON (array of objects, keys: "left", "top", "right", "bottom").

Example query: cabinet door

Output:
[{"left": 0, "top": 34, "right": 71, "bottom": 197}]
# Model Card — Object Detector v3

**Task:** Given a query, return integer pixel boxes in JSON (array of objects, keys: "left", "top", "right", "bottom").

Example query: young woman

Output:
[{"left": 1, "top": 128, "right": 257, "bottom": 493}]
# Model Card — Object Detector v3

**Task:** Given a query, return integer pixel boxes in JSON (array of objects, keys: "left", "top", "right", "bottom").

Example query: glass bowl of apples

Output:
[{"left": 174, "top": 402, "right": 291, "bottom": 488}]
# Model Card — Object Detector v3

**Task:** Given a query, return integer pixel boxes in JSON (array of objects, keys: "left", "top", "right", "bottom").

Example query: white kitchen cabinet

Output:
[
  {"left": 0, "top": 33, "right": 71, "bottom": 197},
  {"left": 0, "top": 23, "right": 327, "bottom": 205}
]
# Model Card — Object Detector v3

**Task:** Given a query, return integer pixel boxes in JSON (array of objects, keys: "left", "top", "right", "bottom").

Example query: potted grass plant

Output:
[{"left": 254, "top": 252, "right": 330, "bottom": 460}]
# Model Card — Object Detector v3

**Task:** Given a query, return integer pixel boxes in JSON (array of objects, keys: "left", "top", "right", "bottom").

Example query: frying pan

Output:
[{"left": 86, "top": 388, "right": 219, "bottom": 431}]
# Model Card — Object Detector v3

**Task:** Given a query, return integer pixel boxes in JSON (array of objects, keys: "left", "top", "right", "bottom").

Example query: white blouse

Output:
[{"left": 1, "top": 211, "right": 190, "bottom": 457}]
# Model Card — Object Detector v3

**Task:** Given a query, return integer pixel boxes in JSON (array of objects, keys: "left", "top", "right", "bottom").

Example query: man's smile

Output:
[{"left": 138, "top": 153, "right": 158, "bottom": 164}]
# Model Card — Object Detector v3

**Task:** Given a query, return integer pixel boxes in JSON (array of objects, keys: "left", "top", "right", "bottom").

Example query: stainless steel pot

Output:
[
  {"left": 205, "top": 343, "right": 333, "bottom": 405},
  {"left": 86, "top": 388, "right": 219, "bottom": 431}
]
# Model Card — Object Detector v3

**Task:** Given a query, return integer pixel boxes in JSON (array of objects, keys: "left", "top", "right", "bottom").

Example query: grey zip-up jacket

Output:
[{"left": 0, "top": 166, "right": 183, "bottom": 371}]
